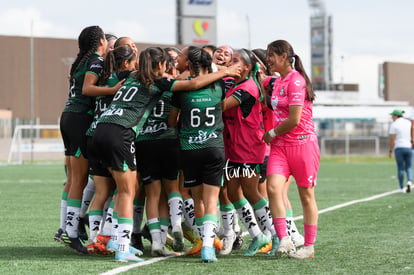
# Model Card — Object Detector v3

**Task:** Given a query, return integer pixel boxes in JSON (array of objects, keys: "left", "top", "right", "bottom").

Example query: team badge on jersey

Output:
[{"left": 279, "top": 86, "right": 285, "bottom": 96}]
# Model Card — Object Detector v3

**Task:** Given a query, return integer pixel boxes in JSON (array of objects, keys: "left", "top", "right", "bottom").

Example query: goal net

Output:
[{"left": 8, "top": 124, "right": 64, "bottom": 164}]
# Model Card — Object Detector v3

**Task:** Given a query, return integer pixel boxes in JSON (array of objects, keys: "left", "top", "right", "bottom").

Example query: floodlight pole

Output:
[
  {"left": 246, "top": 14, "right": 251, "bottom": 50},
  {"left": 30, "top": 20, "right": 35, "bottom": 163},
  {"left": 176, "top": 0, "right": 182, "bottom": 45}
]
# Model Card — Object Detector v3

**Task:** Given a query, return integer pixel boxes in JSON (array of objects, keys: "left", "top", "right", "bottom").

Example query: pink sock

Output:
[
  {"left": 273, "top": 217, "right": 288, "bottom": 239},
  {"left": 304, "top": 223, "right": 317, "bottom": 246}
]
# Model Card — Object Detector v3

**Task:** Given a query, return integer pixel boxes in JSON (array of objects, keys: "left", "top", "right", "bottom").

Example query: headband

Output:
[{"left": 218, "top": 45, "right": 234, "bottom": 57}]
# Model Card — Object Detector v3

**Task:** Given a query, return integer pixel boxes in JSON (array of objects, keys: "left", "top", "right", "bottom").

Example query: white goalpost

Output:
[{"left": 8, "top": 124, "right": 64, "bottom": 164}]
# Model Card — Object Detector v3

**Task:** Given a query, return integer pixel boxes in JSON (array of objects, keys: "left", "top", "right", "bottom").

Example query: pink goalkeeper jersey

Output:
[
  {"left": 223, "top": 77, "right": 266, "bottom": 163},
  {"left": 263, "top": 70, "right": 317, "bottom": 146}
]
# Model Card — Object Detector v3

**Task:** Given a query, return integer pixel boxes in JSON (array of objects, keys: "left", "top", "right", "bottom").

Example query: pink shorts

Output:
[{"left": 267, "top": 137, "right": 320, "bottom": 187}]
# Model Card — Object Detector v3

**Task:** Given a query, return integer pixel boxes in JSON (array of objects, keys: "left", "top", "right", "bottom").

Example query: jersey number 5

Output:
[{"left": 190, "top": 107, "right": 215, "bottom": 128}]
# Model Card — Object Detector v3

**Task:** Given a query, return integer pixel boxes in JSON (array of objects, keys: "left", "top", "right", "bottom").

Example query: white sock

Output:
[
  {"left": 117, "top": 217, "right": 133, "bottom": 253},
  {"left": 235, "top": 200, "right": 261, "bottom": 239},
  {"left": 100, "top": 196, "right": 112, "bottom": 231},
  {"left": 168, "top": 193, "right": 183, "bottom": 228},
  {"left": 101, "top": 204, "right": 113, "bottom": 236},
  {"left": 220, "top": 209, "right": 235, "bottom": 236},
  {"left": 80, "top": 177, "right": 95, "bottom": 218},
  {"left": 65, "top": 205, "right": 80, "bottom": 238},
  {"left": 183, "top": 198, "right": 195, "bottom": 229},
  {"left": 233, "top": 211, "right": 241, "bottom": 233},
  {"left": 59, "top": 192, "right": 68, "bottom": 230},
  {"left": 254, "top": 200, "right": 276, "bottom": 237},
  {"left": 195, "top": 218, "right": 204, "bottom": 238},
  {"left": 203, "top": 220, "right": 218, "bottom": 247},
  {"left": 147, "top": 218, "right": 162, "bottom": 248},
  {"left": 111, "top": 212, "right": 119, "bottom": 243},
  {"left": 287, "top": 217, "right": 301, "bottom": 236},
  {"left": 88, "top": 210, "right": 103, "bottom": 243},
  {"left": 160, "top": 224, "right": 169, "bottom": 245}
]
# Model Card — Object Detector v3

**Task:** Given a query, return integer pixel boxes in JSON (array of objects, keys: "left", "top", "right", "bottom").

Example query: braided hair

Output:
[
  {"left": 187, "top": 46, "right": 213, "bottom": 77},
  {"left": 69, "top": 26, "right": 105, "bottom": 82}
]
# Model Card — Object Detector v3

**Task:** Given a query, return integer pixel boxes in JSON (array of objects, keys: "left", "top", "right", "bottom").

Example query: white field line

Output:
[
  {"left": 99, "top": 256, "right": 177, "bottom": 275},
  {"left": 100, "top": 188, "right": 400, "bottom": 275},
  {"left": 292, "top": 188, "right": 401, "bottom": 221}
]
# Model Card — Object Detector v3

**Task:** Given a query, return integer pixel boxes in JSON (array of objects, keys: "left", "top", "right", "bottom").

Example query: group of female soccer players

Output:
[{"left": 55, "top": 25, "right": 320, "bottom": 263}]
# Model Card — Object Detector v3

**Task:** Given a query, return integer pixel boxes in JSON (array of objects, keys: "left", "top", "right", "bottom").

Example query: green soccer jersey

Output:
[
  {"left": 86, "top": 70, "right": 132, "bottom": 137},
  {"left": 62, "top": 52, "right": 104, "bottom": 114},
  {"left": 171, "top": 81, "right": 225, "bottom": 150},
  {"left": 97, "top": 76, "right": 173, "bottom": 134},
  {"left": 136, "top": 90, "right": 178, "bottom": 142}
]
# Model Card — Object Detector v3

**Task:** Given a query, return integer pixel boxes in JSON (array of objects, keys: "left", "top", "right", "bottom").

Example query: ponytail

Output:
[
  {"left": 292, "top": 54, "right": 315, "bottom": 102},
  {"left": 238, "top": 48, "right": 263, "bottom": 101},
  {"left": 99, "top": 45, "right": 136, "bottom": 85},
  {"left": 99, "top": 50, "right": 116, "bottom": 85},
  {"left": 136, "top": 47, "right": 166, "bottom": 88},
  {"left": 267, "top": 40, "right": 315, "bottom": 102}
]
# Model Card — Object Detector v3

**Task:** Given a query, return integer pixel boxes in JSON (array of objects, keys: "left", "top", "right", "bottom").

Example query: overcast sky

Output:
[{"left": 2, "top": 0, "right": 414, "bottom": 101}]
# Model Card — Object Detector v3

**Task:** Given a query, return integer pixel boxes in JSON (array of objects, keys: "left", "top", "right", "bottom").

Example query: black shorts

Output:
[
  {"left": 60, "top": 112, "right": 92, "bottom": 158},
  {"left": 224, "top": 160, "right": 261, "bottom": 182},
  {"left": 92, "top": 123, "right": 137, "bottom": 172},
  {"left": 86, "top": 136, "right": 112, "bottom": 177},
  {"left": 181, "top": 147, "right": 225, "bottom": 188},
  {"left": 259, "top": 156, "right": 268, "bottom": 183},
  {"left": 136, "top": 139, "right": 180, "bottom": 185}
]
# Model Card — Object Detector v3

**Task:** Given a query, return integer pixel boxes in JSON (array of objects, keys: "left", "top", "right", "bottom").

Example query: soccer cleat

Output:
[
  {"left": 275, "top": 236, "right": 295, "bottom": 257},
  {"left": 182, "top": 222, "right": 197, "bottom": 244},
  {"left": 201, "top": 246, "right": 217, "bottom": 263},
  {"left": 185, "top": 237, "right": 203, "bottom": 256},
  {"left": 129, "top": 245, "right": 143, "bottom": 256},
  {"left": 78, "top": 215, "right": 89, "bottom": 241},
  {"left": 87, "top": 242, "right": 98, "bottom": 254},
  {"left": 232, "top": 231, "right": 243, "bottom": 250},
  {"left": 106, "top": 239, "right": 118, "bottom": 254},
  {"left": 219, "top": 232, "right": 236, "bottom": 255},
  {"left": 151, "top": 244, "right": 181, "bottom": 257},
  {"left": 243, "top": 233, "right": 269, "bottom": 257},
  {"left": 106, "top": 239, "right": 142, "bottom": 256},
  {"left": 257, "top": 241, "right": 272, "bottom": 253},
  {"left": 165, "top": 234, "right": 174, "bottom": 251},
  {"left": 67, "top": 236, "right": 88, "bottom": 254},
  {"left": 267, "top": 235, "right": 280, "bottom": 257},
  {"left": 115, "top": 251, "right": 144, "bottom": 262},
  {"left": 54, "top": 228, "right": 66, "bottom": 245},
  {"left": 291, "top": 231, "right": 305, "bottom": 248},
  {"left": 131, "top": 233, "right": 144, "bottom": 252},
  {"left": 95, "top": 241, "right": 109, "bottom": 255},
  {"left": 407, "top": 181, "right": 412, "bottom": 193},
  {"left": 60, "top": 231, "right": 71, "bottom": 246},
  {"left": 97, "top": 234, "right": 111, "bottom": 246},
  {"left": 289, "top": 245, "right": 314, "bottom": 259},
  {"left": 214, "top": 237, "right": 223, "bottom": 252},
  {"left": 172, "top": 225, "right": 185, "bottom": 252},
  {"left": 141, "top": 224, "right": 152, "bottom": 243}
]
